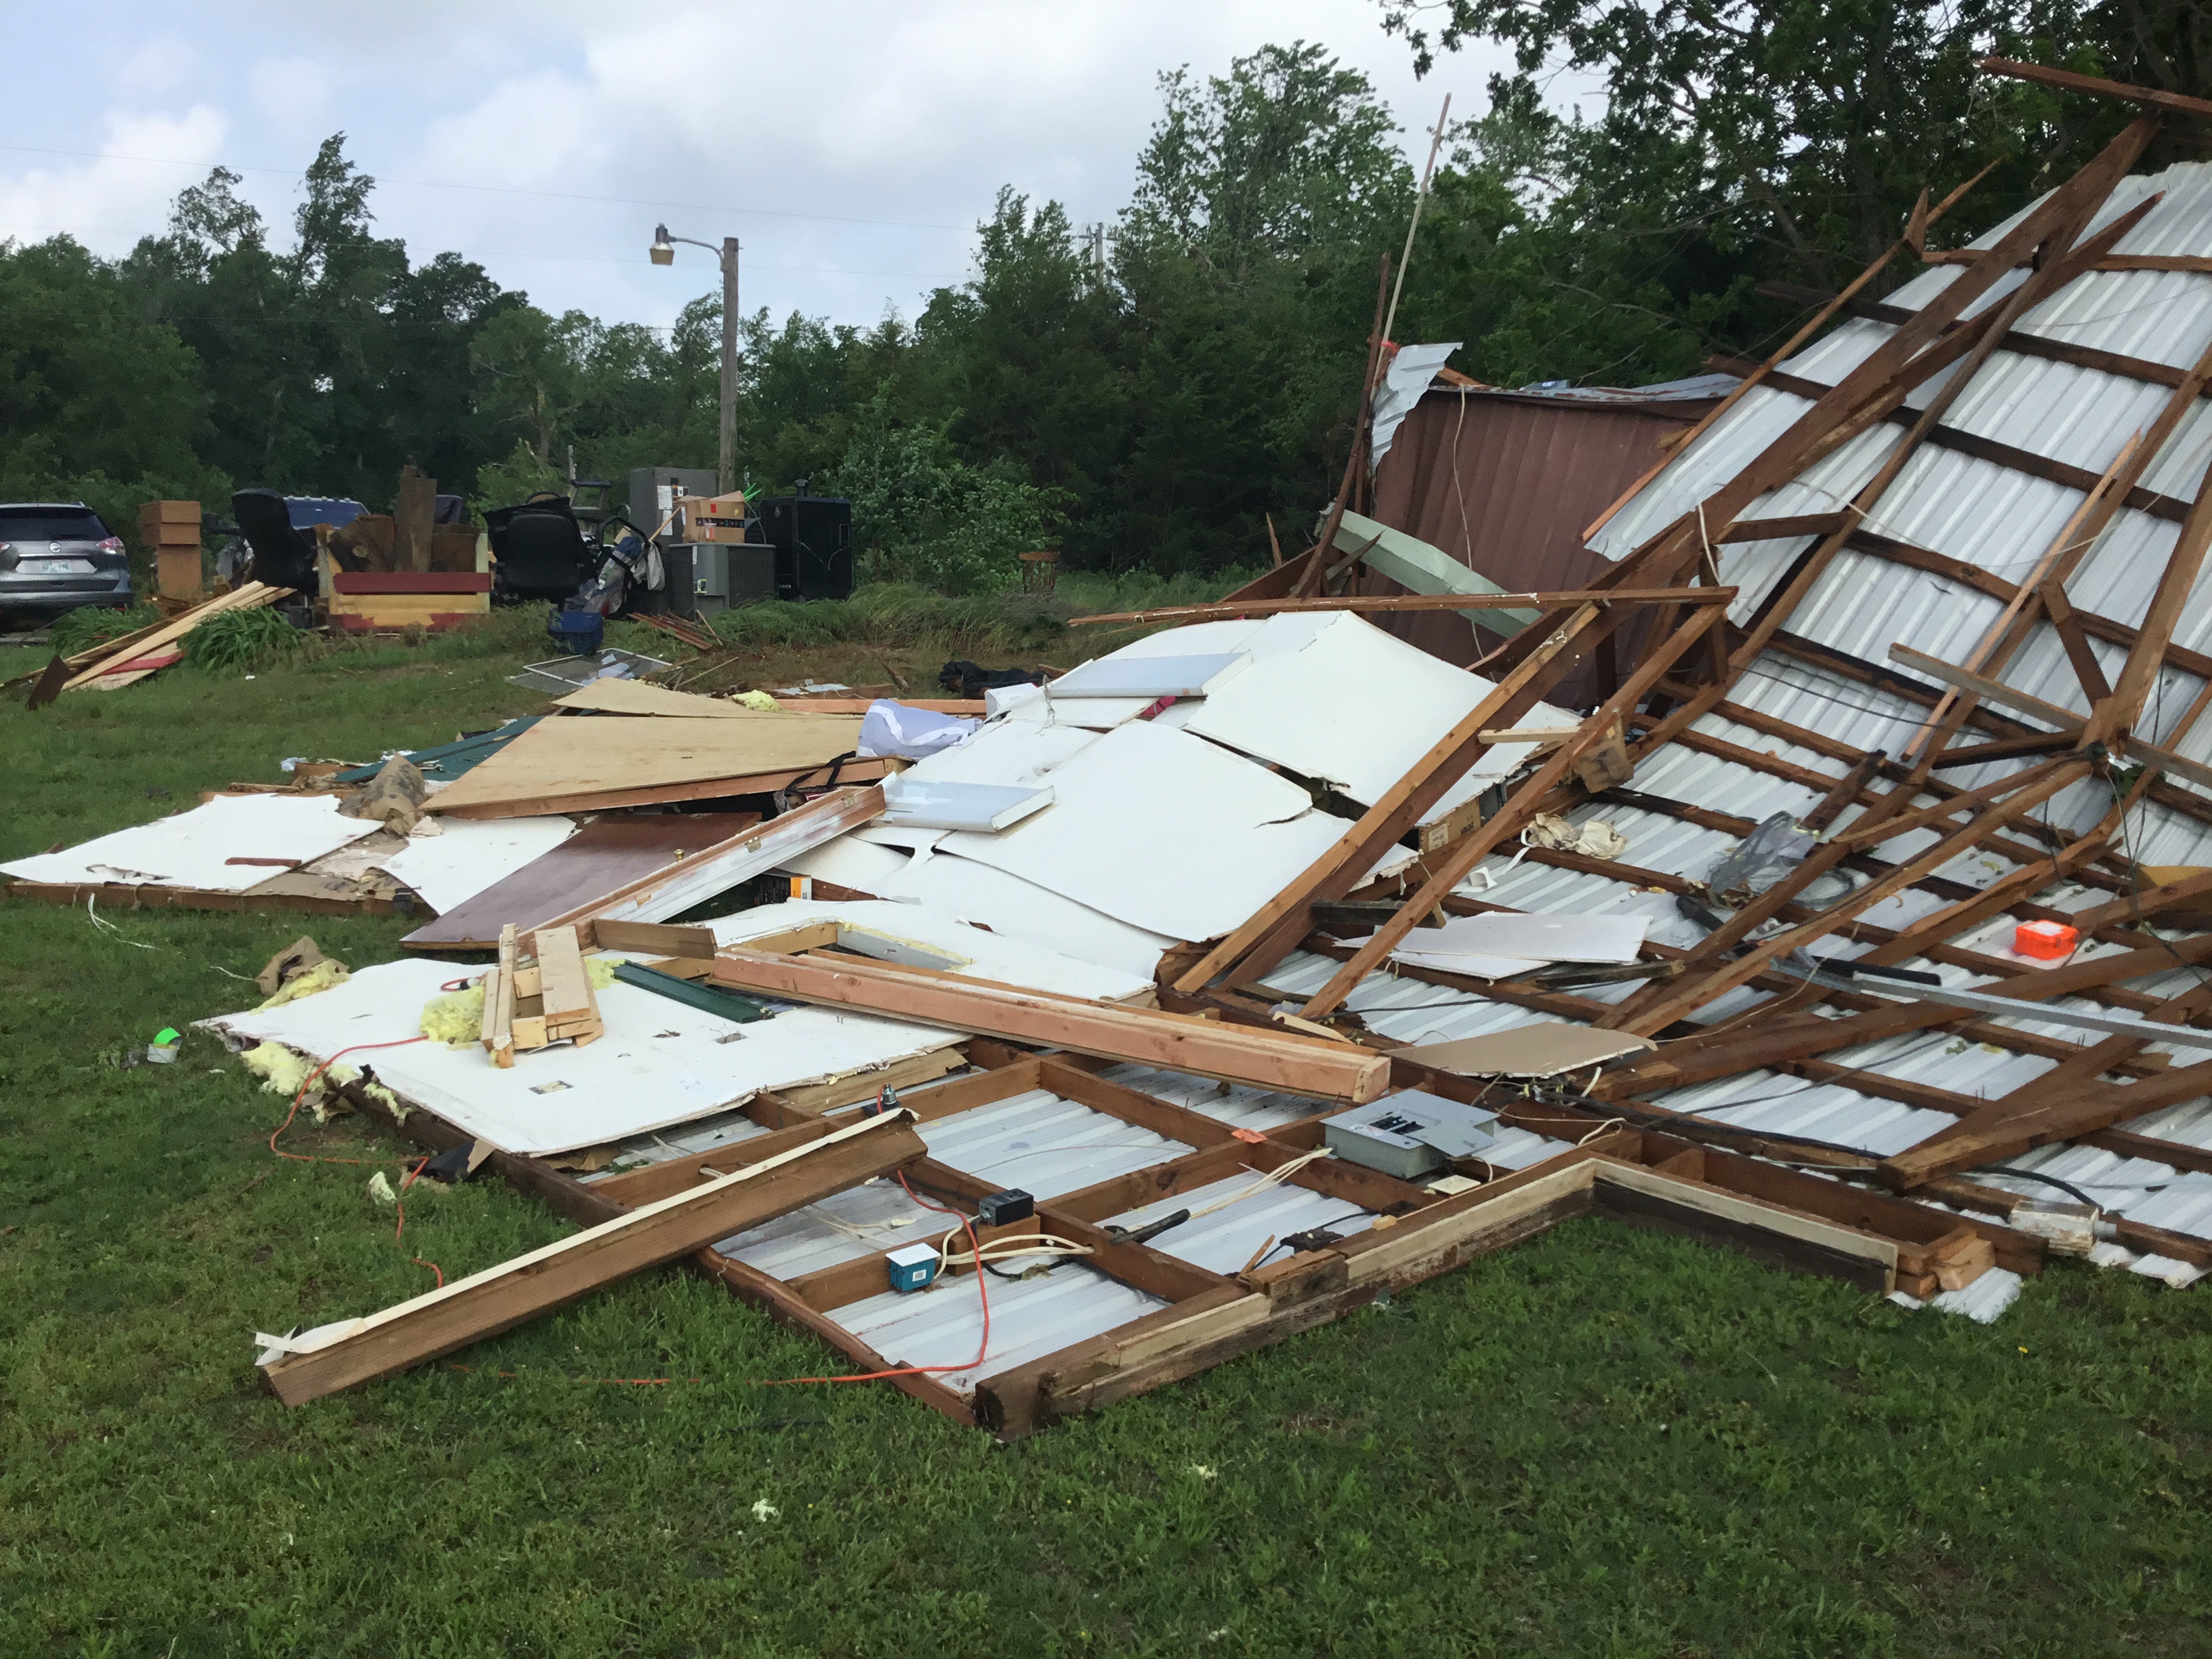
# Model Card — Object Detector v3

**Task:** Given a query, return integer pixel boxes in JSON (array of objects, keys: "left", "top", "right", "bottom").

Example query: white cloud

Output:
[
  {"left": 3, "top": 0, "right": 1521, "bottom": 325},
  {"left": 0, "top": 106, "right": 229, "bottom": 251}
]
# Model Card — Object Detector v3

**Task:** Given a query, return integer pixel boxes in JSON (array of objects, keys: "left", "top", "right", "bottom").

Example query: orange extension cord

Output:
[{"left": 268, "top": 1037, "right": 444, "bottom": 1285}]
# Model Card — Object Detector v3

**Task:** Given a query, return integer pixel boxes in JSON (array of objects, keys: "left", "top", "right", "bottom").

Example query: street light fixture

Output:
[{"left": 649, "top": 223, "right": 739, "bottom": 492}]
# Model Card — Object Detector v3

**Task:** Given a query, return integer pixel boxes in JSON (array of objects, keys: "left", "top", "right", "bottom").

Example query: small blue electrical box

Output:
[{"left": 886, "top": 1242, "right": 940, "bottom": 1294}]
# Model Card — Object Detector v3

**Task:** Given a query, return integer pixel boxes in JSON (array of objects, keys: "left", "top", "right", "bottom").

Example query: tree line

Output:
[{"left": 3, "top": 8, "right": 2205, "bottom": 589}]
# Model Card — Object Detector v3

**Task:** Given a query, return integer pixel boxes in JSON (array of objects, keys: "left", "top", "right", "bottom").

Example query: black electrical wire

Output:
[{"left": 1973, "top": 1164, "right": 2103, "bottom": 1209}]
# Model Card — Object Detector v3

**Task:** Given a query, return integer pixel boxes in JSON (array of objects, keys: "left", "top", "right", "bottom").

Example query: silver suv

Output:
[{"left": 0, "top": 503, "right": 134, "bottom": 624}]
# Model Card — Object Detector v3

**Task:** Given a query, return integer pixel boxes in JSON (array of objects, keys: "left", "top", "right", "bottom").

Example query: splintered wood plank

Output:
[
  {"left": 532, "top": 925, "right": 594, "bottom": 1023},
  {"left": 61, "top": 583, "right": 283, "bottom": 691},
  {"left": 258, "top": 1112, "right": 928, "bottom": 1406},
  {"left": 488, "top": 926, "right": 517, "bottom": 1068}
]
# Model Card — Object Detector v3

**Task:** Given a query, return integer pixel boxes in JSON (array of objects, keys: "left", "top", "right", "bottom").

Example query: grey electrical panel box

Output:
[
  {"left": 628, "top": 467, "right": 716, "bottom": 538},
  {"left": 1323, "top": 1091, "right": 1499, "bottom": 1180}
]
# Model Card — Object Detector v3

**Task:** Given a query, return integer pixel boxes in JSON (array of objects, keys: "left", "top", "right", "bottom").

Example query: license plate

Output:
[{"left": 26, "top": 558, "right": 86, "bottom": 574}]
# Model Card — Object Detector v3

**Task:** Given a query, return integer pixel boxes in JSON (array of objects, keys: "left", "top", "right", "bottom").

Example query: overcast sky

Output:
[{"left": 2, "top": 1, "right": 1529, "bottom": 336}]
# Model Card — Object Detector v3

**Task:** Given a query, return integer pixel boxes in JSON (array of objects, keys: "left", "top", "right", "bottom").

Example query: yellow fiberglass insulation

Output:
[
  {"left": 419, "top": 983, "right": 485, "bottom": 1045},
  {"left": 239, "top": 1041, "right": 356, "bottom": 1098},
  {"left": 255, "top": 958, "right": 351, "bottom": 1011}
]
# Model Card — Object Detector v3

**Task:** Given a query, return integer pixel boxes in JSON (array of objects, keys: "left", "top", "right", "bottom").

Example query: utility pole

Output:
[
  {"left": 651, "top": 224, "right": 742, "bottom": 493},
  {"left": 719, "top": 235, "right": 739, "bottom": 495}
]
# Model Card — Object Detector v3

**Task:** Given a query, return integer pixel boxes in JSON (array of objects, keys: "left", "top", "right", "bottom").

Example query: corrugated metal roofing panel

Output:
[
  {"left": 1586, "top": 165, "right": 2212, "bottom": 813},
  {"left": 713, "top": 1176, "right": 943, "bottom": 1282},
  {"left": 917, "top": 1088, "right": 1191, "bottom": 1198},
  {"left": 1093, "top": 1063, "right": 1317, "bottom": 1131},
  {"left": 832, "top": 1264, "right": 1168, "bottom": 1396},
  {"left": 1108, "top": 1172, "right": 1381, "bottom": 1275}
]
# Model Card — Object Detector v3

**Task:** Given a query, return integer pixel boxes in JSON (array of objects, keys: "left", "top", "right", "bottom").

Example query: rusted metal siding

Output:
[{"left": 1357, "top": 384, "right": 1723, "bottom": 707}]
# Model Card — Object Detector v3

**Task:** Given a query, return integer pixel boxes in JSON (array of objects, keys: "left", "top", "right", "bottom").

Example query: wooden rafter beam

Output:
[
  {"left": 1892, "top": 644, "right": 2212, "bottom": 792},
  {"left": 1066, "top": 587, "right": 1734, "bottom": 629},
  {"left": 1879, "top": 1046, "right": 2212, "bottom": 1189},
  {"left": 1494, "top": 119, "right": 2156, "bottom": 689},
  {"left": 1605, "top": 762, "right": 2091, "bottom": 1035},
  {"left": 258, "top": 1110, "right": 928, "bottom": 1406},
  {"left": 1601, "top": 929, "right": 2212, "bottom": 1099},
  {"left": 1171, "top": 600, "right": 1616, "bottom": 996},
  {"left": 1980, "top": 55, "right": 2212, "bottom": 119},
  {"left": 1296, "top": 602, "right": 1734, "bottom": 1018},
  {"left": 1755, "top": 281, "right": 2209, "bottom": 394},
  {"left": 706, "top": 948, "right": 1394, "bottom": 1103},
  {"left": 1753, "top": 367, "right": 2196, "bottom": 525}
]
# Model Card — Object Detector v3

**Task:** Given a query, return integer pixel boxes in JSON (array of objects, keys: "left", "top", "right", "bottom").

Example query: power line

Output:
[
  {"left": 0, "top": 222, "right": 968, "bottom": 281},
  {"left": 0, "top": 141, "right": 976, "bottom": 233}
]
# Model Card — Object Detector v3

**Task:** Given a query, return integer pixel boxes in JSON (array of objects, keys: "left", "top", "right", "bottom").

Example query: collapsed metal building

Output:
[{"left": 38, "top": 57, "right": 2211, "bottom": 1433}]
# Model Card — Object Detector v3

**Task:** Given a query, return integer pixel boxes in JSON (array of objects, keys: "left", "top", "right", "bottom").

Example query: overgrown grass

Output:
[
  {"left": 1059, "top": 565, "right": 1262, "bottom": 615},
  {"left": 2, "top": 592, "right": 2208, "bottom": 1656},
  {"left": 184, "top": 606, "right": 304, "bottom": 673},
  {"left": 49, "top": 602, "right": 160, "bottom": 658},
  {"left": 706, "top": 582, "right": 1071, "bottom": 654}
]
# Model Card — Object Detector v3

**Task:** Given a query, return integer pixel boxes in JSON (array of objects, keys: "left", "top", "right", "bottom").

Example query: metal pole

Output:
[
  {"left": 719, "top": 236, "right": 740, "bottom": 493},
  {"left": 1380, "top": 94, "right": 1450, "bottom": 352}
]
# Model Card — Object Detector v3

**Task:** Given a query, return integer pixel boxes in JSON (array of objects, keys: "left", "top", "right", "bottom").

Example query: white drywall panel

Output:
[{"left": 3, "top": 794, "right": 383, "bottom": 893}]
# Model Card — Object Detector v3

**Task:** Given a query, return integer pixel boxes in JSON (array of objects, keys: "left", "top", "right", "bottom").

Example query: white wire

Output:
[
  {"left": 935, "top": 1229, "right": 1094, "bottom": 1273},
  {"left": 1183, "top": 1147, "right": 1338, "bottom": 1223}
]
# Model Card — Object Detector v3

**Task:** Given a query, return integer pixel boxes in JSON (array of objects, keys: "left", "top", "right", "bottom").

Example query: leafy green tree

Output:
[
  {"left": 834, "top": 389, "right": 1064, "bottom": 592},
  {"left": 0, "top": 234, "right": 224, "bottom": 575},
  {"left": 1372, "top": 0, "right": 2212, "bottom": 321}
]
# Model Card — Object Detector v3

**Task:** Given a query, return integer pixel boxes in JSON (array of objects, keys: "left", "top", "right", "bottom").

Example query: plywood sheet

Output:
[
  {"left": 1, "top": 795, "right": 381, "bottom": 894},
  {"left": 1399, "top": 1023, "right": 1655, "bottom": 1078},
  {"left": 552, "top": 682, "right": 768, "bottom": 718},
  {"left": 403, "top": 813, "right": 760, "bottom": 947},
  {"left": 425, "top": 714, "right": 863, "bottom": 816},
  {"left": 375, "top": 817, "right": 575, "bottom": 913},
  {"left": 208, "top": 958, "right": 960, "bottom": 1155},
  {"left": 937, "top": 720, "right": 1351, "bottom": 941}
]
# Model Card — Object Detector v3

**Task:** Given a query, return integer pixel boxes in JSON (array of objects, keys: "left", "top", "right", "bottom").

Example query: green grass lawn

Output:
[{"left": 2, "top": 619, "right": 2210, "bottom": 1657}]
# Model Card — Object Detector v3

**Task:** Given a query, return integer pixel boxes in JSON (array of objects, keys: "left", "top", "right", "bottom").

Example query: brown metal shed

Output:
[{"left": 1355, "top": 373, "right": 1734, "bottom": 708}]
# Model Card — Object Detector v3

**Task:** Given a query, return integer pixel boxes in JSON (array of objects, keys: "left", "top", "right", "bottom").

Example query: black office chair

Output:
[
  {"left": 485, "top": 493, "right": 597, "bottom": 605},
  {"left": 230, "top": 489, "right": 318, "bottom": 594}
]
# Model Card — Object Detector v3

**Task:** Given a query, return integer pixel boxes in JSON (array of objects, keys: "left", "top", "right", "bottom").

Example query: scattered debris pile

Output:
[{"left": 9, "top": 57, "right": 2212, "bottom": 1438}]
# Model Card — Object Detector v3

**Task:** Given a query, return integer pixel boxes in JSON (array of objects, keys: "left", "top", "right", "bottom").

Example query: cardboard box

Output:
[
  {"left": 676, "top": 492, "right": 754, "bottom": 544},
  {"left": 138, "top": 499, "right": 201, "bottom": 534},
  {"left": 156, "top": 544, "right": 204, "bottom": 601}
]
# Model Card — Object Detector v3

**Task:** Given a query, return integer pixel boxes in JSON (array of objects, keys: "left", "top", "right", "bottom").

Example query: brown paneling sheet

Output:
[
  {"left": 1360, "top": 388, "right": 1717, "bottom": 707},
  {"left": 402, "top": 813, "right": 760, "bottom": 949}
]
